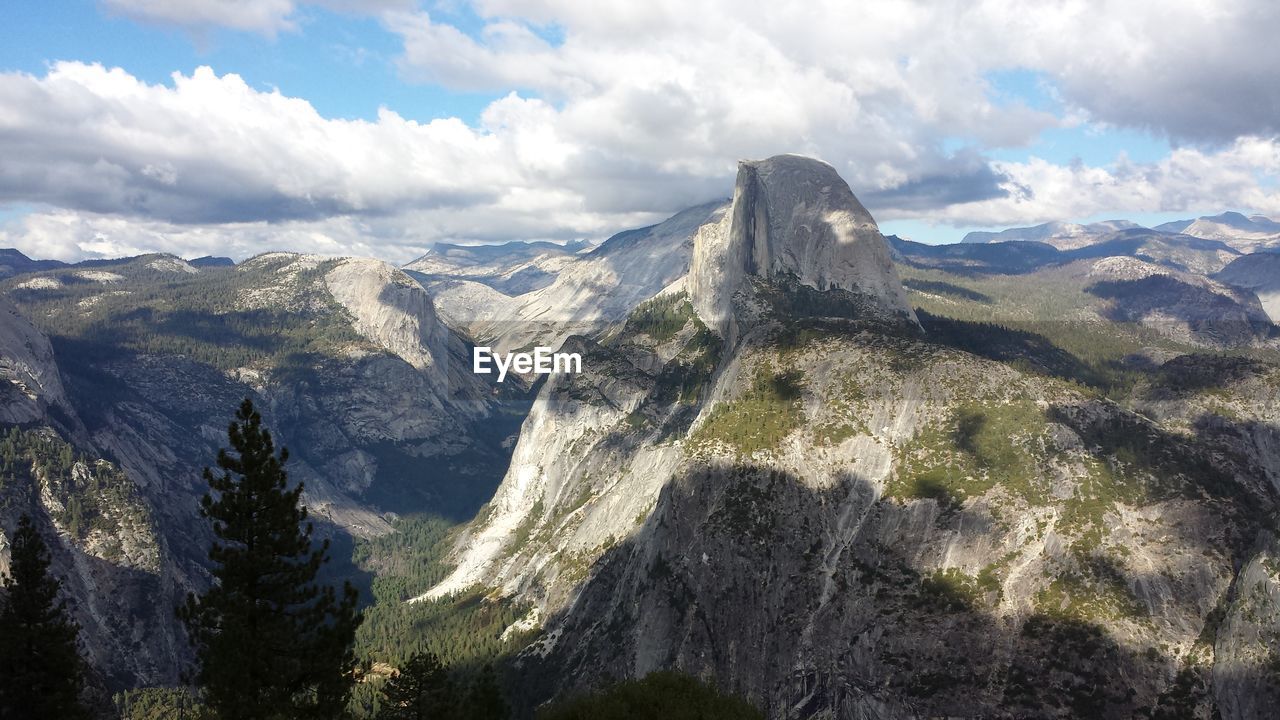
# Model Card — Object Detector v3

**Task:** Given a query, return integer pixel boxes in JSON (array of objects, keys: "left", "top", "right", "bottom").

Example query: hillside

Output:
[{"left": 416, "top": 156, "right": 1280, "bottom": 718}]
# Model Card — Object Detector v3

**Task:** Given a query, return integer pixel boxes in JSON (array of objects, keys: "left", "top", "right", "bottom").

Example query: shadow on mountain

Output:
[
  {"left": 901, "top": 279, "right": 993, "bottom": 303},
  {"left": 501, "top": 407, "right": 1280, "bottom": 712},
  {"left": 1149, "top": 354, "right": 1273, "bottom": 393},
  {"left": 500, "top": 312, "right": 1280, "bottom": 715},
  {"left": 916, "top": 309, "right": 1107, "bottom": 386},
  {"left": 510, "top": 440, "right": 1280, "bottom": 719},
  {"left": 1085, "top": 276, "right": 1277, "bottom": 346}
]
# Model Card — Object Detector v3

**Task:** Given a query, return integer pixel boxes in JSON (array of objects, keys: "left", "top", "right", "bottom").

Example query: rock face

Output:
[
  {"left": 415, "top": 202, "right": 724, "bottom": 356},
  {"left": 421, "top": 158, "right": 1280, "bottom": 719},
  {"left": 0, "top": 297, "right": 70, "bottom": 424},
  {"left": 0, "top": 306, "right": 174, "bottom": 692},
  {"left": 690, "top": 155, "right": 915, "bottom": 338},
  {"left": 1218, "top": 252, "right": 1280, "bottom": 323}
]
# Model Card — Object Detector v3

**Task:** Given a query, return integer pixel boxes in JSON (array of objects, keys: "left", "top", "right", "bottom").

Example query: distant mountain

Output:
[
  {"left": 410, "top": 202, "right": 724, "bottom": 353},
  {"left": 961, "top": 220, "right": 1141, "bottom": 249},
  {"left": 1217, "top": 252, "right": 1280, "bottom": 323},
  {"left": 415, "top": 239, "right": 592, "bottom": 268},
  {"left": 892, "top": 228, "right": 1241, "bottom": 277},
  {"left": 405, "top": 239, "right": 592, "bottom": 296},
  {"left": 0, "top": 248, "right": 66, "bottom": 279},
  {"left": 1155, "top": 212, "right": 1280, "bottom": 253},
  {"left": 1156, "top": 211, "right": 1280, "bottom": 236}
]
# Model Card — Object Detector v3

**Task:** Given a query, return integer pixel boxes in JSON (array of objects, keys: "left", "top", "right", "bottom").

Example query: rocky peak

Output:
[{"left": 689, "top": 154, "right": 915, "bottom": 338}]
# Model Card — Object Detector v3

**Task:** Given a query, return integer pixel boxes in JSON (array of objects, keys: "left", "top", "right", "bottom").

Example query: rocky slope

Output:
[
  {"left": 1217, "top": 252, "right": 1280, "bottom": 323},
  {"left": 1157, "top": 212, "right": 1280, "bottom": 253},
  {"left": 412, "top": 202, "right": 726, "bottom": 355},
  {"left": 422, "top": 156, "right": 1280, "bottom": 718},
  {"left": 0, "top": 305, "right": 175, "bottom": 692},
  {"left": 1, "top": 253, "right": 523, "bottom": 690}
]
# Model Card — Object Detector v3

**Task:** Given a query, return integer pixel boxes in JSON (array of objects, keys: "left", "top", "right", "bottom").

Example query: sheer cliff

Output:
[{"left": 422, "top": 157, "right": 1280, "bottom": 719}]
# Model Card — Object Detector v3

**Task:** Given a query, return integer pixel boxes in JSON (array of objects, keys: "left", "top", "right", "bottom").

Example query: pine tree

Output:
[
  {"left": 376, "top": 651, "right": 456, "bottom": 720},
  {"left": 462, "top": 665, "right": 508, "bottom": 720},
  {"left": 178, "top": 398, "right": 362, "bottom": 720},
  {"left": 0, "top": 513, "right": 90, "bottom": 720}
]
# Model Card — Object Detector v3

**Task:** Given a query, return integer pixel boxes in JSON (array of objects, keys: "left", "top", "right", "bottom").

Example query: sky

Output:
[{"left": 1, "top": 0, "right": 1279, "bottom": 263}]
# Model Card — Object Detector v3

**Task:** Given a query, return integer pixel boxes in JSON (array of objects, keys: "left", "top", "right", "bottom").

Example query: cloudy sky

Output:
[{"left": 2, "top": 0, "right": 1279, "bottom": 262}]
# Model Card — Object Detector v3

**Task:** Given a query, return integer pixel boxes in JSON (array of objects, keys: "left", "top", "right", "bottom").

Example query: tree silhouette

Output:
[
  {"left": 0, "top": 513, "right": 89, "bottom": 720},
  {"left": 178, "top": 398, "right": 361, "bottom": 720}
]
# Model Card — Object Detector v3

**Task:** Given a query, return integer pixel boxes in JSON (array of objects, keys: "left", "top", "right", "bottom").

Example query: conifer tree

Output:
[
  {"left": 0, "top": 513, "right": 89, "bottom": 720},
  {"left": 376, "top": 651, "right": 456, "bottom": 720},
  {"left": 178, "top": 398, "right": 362, "bottom": 720},
  {"left": 462, "top": 665, "right": 508, "bottom": 720}
]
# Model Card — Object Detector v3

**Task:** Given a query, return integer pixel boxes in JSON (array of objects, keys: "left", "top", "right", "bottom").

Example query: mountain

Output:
[
  {"left": 1217, "top": 252, "right": 1280, "bottom": 323},
  {"left": 689, "top": 154, "right": 915, "bottom": 340},
  {"left": 1155, "top": 212, "right": 1280, "bottom": 253},
  {"left": 961, "top": 220, "right": 1141, "bottom": 249},
  {"left": 413, "top": 201, "right": 725, "bottom": 356},
  {"left": 4, "top": 158, "right": 1280, "bottom": 718},
  {"left": 405, "top": 240, "right": 591, "bottom": 296},
  {"left": 0, "top": 252, "right": 528, "bottom": 691},
  {"left": 896, "top": 228, "right": 1244, "bottom": 277},
  {"left": 0, "top": 248, "right": 67, "bottom": 279},
  {"left": 413, "top": 155, "right": 1280, "bottom": 718}
]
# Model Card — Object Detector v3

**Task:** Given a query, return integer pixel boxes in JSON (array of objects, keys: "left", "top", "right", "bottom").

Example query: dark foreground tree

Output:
[
  {"left": 462, "top": 664, "right": 508, "bottom": 720},
  {"left": 0, "top": 514, "right": 89, "bottom": 720},
  {"left": 376, "top": 651, "right": 455, "bottom": 720},
  {"left": 178, "top": 398, "right": 362, "bottom": 720}
]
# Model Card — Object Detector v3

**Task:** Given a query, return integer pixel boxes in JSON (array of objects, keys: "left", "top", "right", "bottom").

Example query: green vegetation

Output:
[
  {"left": 690, "top": 363, "right": 805, "bottom": 455},
  {"left": 372, "top": 650, "right": 508, "bottom": 720},
  {"left": 629, "top": 302, "right": 723, "bottom": 433},
  {"left": 1004, "top": 613, "right": 1135, "bottom": 717},
  {"left": 622, "top": 293, "right": 695, "bottom": 343},
  {"left": 889, "top": 399, "right": 1048, "bottom": 507},
  {"left": 0, "top": 427, "right": 151, "bottom": 555},
  {"left": 114, "top": 687, "right": 210, "bottom": 720},
  {"left": 812, "top": 370, "right": 869, "bottom": 446},
  {"left": 537, "top": 671, "right": 764, "bottom": 720},
  {"left": 349, "top": 514, "right": 535, "bottom": 716},
  {"left": 179, "top": 399, "right": 362, "bottom": 720},
  {"left": 707, "top": 471, "right": 781, "bottom": 544},
  {"left": 4, "top": 256, "right": 369, "bottom": 373},
  {"left": 0, "top": 514, "right": 90, "bottom": 719},
  {"left": 1035, "top": 557, "right": 1149, "bottom": 623},
  {"left": 914, "top": 569, "right": 982, "bottom": 612}
]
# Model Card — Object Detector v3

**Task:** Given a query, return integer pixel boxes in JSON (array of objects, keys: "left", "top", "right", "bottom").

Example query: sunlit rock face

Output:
[{"left": 690, "top": 154, "right": 915, "bottom": 339}]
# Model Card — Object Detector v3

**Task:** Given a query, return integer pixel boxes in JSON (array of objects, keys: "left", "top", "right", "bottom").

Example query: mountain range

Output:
[{"left": 2, "top": 156, "right": 1280, "bottom": 718}]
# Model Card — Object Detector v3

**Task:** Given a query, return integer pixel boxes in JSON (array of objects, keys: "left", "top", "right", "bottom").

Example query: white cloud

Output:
[
  {"left": 923, "top": 137, "right": 1280, "bottom": 226},
  {"left": 3, "top": 1, "right": 1280, "bottom": 261}
]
